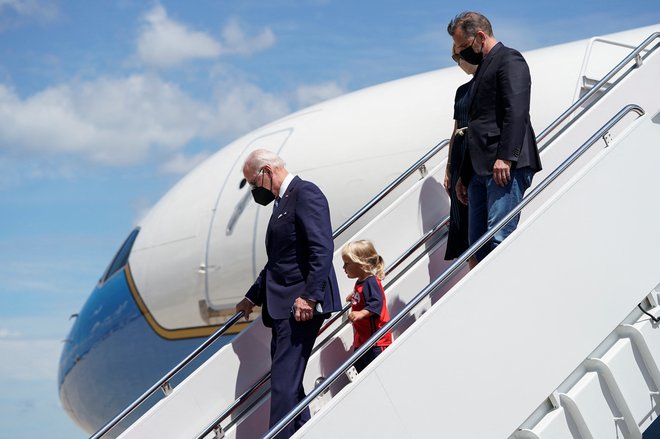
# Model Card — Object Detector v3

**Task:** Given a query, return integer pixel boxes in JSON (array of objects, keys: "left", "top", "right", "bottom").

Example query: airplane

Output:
[{"left": 58, "top": 23, "right": 660, "bottom": 437}]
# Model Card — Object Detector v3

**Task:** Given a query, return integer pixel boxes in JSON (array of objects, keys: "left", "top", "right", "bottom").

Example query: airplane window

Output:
[
  {"left": 239, "top": 178, "right": 247, "bottom": 189},
  {"left": 100, "top": 227, "right": 140, "bottom": 283}
]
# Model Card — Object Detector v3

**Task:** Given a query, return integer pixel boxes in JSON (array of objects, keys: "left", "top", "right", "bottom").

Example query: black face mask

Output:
[
  {"left": 460, "top": 37, "right": 484, "bottom": 65},
  {"left": 251, "top": 170, "right": 276, "bottom": 206}
]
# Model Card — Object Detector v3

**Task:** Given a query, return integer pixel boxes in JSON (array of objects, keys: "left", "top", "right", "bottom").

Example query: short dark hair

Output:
[{"left": 447, "top": 11, "right": 493, "bottom": 38}]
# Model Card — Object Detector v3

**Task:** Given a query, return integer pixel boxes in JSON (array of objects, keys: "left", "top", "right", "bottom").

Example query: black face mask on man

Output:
[
  {"left": 460, "top": 35, "right": 484, "bottom": 65},
  {"left": 251, "top": 169, "right": 276, "bottom": 206}
]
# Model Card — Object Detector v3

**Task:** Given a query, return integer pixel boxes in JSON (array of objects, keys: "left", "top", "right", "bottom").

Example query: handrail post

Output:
[
  {"left": 537, "top": 32, "right": 659, "bottom": 146},
  {"left": 202, "top": 32, "right": 660, "bottom": 438},
  {"left": 262, "top": 104, "right": 645, "bottom": 439},
  {"left": 93, "top": 138, "right": 452, "bottom": 439},
  {"left": 89, "top": 310, "right": 245, "bottom": 439},
  {"left": 194, "top": 140, "right": 454, "bottom": 439},
  {"left": 332, "top": 140, "right": 449, "bottom": 239},
  {"left": 160, "top": 381, "right": 172, "bottom": 397},
  {"left": 94, "top": 30, "right": 659, "bottom": 439}
]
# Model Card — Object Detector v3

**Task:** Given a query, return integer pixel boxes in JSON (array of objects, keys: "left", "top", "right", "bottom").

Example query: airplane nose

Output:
[
  {"left": 58, "top": 228, "right": 140, "bottom": 400},
  {"left": 57, "top": 227, "right": 223, "bottom": 435},
  {"left": 58, "top": 227, "right": 175, "bottom": 433},
  {"left": 58, "top": 264, "right": 211, "bottom": 434},
  {"left": 58, "top": 265, "right": 147, "bottom": 433}
]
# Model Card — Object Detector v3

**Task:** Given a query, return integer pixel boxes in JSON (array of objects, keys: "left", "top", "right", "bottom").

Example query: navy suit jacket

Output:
[
  {"left": 245, "top": 176, "right": 341, "bottom": 325},
  {"left": 463, "top": 42, "right": 542, "bottom": 180}
]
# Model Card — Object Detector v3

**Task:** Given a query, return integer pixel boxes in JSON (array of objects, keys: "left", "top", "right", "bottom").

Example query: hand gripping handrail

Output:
[
  {"left": 201, "top": 32, "right": 660, "bottom": 438},
  {"left": 196, "top": 219, "right": 453, "bottom": 439},
  {"left": 289, "top": 29, "right": 660, "bottom": 354},
  {"left": 260, "top": 33, "right": 660, "bottom": 438},
  {"left": 90, "top": 139, "right": 450, "bottom": 439},
  {"left": 263, "top": 104, "right": 645, "bottom": 439},
  {"left": 96, "top": 31, "right": 660, "bottom": 438}
]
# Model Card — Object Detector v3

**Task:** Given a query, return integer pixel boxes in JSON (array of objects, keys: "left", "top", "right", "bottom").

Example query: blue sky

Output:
[{"left": 0, "top": 1, "right": 658, "bottom": 437}]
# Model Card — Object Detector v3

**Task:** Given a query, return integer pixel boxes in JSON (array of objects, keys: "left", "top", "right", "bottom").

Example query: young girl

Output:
[{"left": 342, "top": 240, "right": 393, "bottom": 373}]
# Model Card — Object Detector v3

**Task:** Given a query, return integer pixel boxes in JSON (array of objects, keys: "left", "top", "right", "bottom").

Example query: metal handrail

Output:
[
  {"left": 332, "top": 139, "right": 449, "bottom": 239},
  {"left": 98, "top": 30, "right": 660, "bottom": 439},
  {"left": 263, "top": 104, "right": 645, "bottom": 439},
  {"left": 319, "top": 214, "right": 450, "bottom": 336},
  {"left": 200, "top": 33, "right": 660, "bottom": 437},
  {"left": 536, "top": 32, "right": 659, "bottom": 146},
  {"left": 196, "top": 371, "right": 273, "bottom": 439},
  {"left": 89, "top": 310, "right": 245, "bottom": 439},
  {"left": 196, "top": 217, "right": 453, "bottom": 439},
  {"left": 91, "top": 139, "right": 450, "bottom": 439},
  {"left": 319, "top": 215, "right": 451, "bottom": 334},
  {"left": 386, "top": 217, "right": 450, "bottom": 276},
  {"left": 573, "top": 37, "right": 641, "bottom": 102}
]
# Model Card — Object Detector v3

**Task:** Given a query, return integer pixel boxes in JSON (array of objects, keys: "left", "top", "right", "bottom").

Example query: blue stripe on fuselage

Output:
[{"left": 58, "top": 267, "right": 232, "bottom": 434}]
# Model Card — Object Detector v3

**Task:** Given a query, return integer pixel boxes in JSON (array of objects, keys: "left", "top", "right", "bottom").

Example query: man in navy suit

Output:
[
  {"left": 448, "top": 12, "right": 542, "bottom": 262},
  {"left": 236, "top": 149, "right": 341, "bottom": 438}
]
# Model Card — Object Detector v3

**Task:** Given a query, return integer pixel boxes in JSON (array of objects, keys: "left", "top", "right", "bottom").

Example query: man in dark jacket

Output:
[
  {"left": 236, "top": 148, "right": 341, "bottom": 438},
  {"left": 448, "top": 11, "right": 542, "bottom": 262}
]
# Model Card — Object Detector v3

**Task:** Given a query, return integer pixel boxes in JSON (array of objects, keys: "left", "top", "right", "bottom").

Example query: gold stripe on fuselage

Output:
[{"left": 124, "top": 265, "right": 250, "bottom": 340}]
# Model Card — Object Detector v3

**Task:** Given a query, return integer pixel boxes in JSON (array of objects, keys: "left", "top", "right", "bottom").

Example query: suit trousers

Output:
[{"left": 269, "top": 314, "right": 324, "bottom": 439}]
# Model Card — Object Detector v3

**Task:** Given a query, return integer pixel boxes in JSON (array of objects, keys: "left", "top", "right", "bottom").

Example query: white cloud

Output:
[
  {"left": 204, "top": 80, "right": 290, "bottom": 138},
  {"left": 0, "top": 339, "right": 61, "bottom": 381},
  {"left": 0, "top": 254, "right": 103, "bottom": 298},
  {"left": 0, "top": 73, "right": 294, "bottom": 173},
  {"left": 0, "top": 0, "right": 59, "bottom": 29},
  {"left": 0, "top": 328, "right": 21, "bottom": 338},
  {"left": 220, "top": 16, "right": 276, "bottom": 55},
  {"left": 0, "top": 4, "right": 293, "bottom": 175},
  {"left": 295, "top": 81, "right": 345, "bottom": 108},
  {"left": 159, "top": 151, "right": 211, "bottom": 175},
  {"left": 136, "top": 6, "right": 275, "bottom": 68},
  {"left": 0, "top": 75, "right": 205, "bottom": 166},
  {"left": 137, "top": 4, "right": 222, "bottom": 68}
]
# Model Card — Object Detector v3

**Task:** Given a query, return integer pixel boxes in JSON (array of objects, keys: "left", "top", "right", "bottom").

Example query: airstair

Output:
[{"left": 94, "top": 32, "right": 660, "bottom": 439}]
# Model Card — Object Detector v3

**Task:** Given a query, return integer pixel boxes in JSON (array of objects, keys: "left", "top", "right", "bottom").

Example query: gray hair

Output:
[
  {"left": 243, "top": 149, "right": 286, "bottom": 174},
  {"left": 447, "top": 11, "right": 493, "bottom": 38}
]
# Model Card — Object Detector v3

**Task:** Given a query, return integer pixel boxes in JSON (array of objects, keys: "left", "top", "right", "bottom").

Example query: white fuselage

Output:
[
  {"left": 129, "top": 25, "right": 656, "bottom": 334},
  {"left": 59, "top": 24, "right": 660, "bottom": 435}
]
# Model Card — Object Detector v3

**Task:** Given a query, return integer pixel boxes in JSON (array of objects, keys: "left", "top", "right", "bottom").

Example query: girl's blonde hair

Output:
[{"left": 341, "top": 240, "right": 385, "bottom": 279}]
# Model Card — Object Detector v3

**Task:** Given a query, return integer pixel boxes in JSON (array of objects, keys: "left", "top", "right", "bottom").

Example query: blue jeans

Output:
[{"left": 468, "top": 167, "right": 534, "bottom": 262}]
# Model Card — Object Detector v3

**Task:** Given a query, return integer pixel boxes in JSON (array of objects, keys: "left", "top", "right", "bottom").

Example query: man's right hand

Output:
[
  {"left": 493, "top": 159, "right": 512, "bottom": 187},
  {"left": 236, "top": 298, "right": 254, "bottom": 320}
]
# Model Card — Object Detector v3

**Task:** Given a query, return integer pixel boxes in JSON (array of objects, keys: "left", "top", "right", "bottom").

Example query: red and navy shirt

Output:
[{"left": 349, "top": 276, "right": 393, "bottom": 349}]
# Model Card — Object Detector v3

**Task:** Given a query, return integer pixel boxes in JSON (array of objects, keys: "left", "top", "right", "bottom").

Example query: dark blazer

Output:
[
  {"left": 464, "top": 42, "right": 542, "bottom": 179},
  {"left": 245, "top": 176, "right": 341, "bottom": 325}
]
